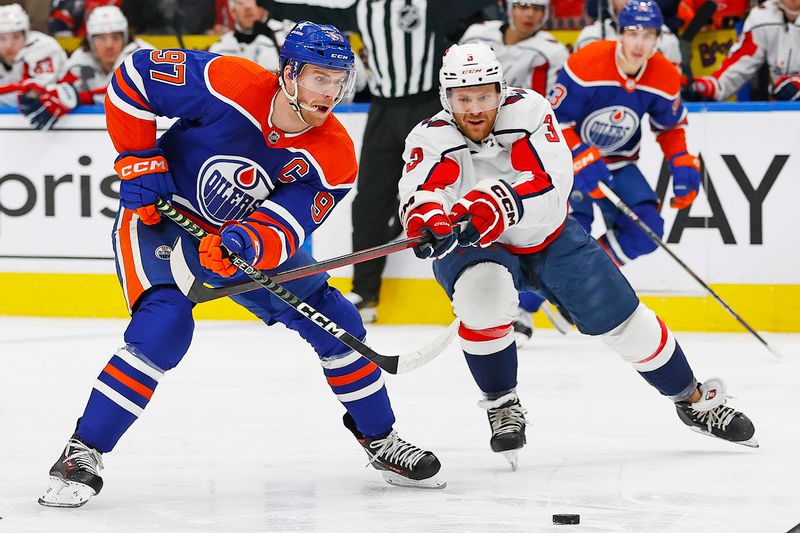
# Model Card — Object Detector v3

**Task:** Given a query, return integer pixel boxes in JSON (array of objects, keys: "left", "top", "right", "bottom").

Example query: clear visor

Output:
[
  {"left": 446, "top": 85, "right": 503, "bottom": 114},
  {"left": 295, "top": 65, "right": 356, "bottom": 105}
]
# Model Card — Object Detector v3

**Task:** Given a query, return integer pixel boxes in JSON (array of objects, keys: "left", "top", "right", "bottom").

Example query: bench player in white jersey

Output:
[
  {"left": 398, "top": 42, "right": 757, "bottom": 469},
  {"left": 460, "top": 0, "right": 568, "bottom": 97},
  {"left": 687, "top": 0, "right": 800, "bottom": 101},
  {"left": 460, "top": 0, "right": 571, "bottom": 344},
  {"left": 209, "top": 0, "right": 288, "bottom": 72},
  {"left": 0, "top": 3, "right": 66, "bottom": 106},
  {"left": 575, "top": 0, "right": 682, "bottom": 68},
  {"left": 18, "top": 6, "right": 151, "bottom": 130}
]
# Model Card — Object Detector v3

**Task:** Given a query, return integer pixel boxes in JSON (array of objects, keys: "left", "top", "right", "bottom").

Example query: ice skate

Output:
[
  {"left": 541, "top": 303, "right": 574, "bottom": 334},
  {"left": 344, "top": 291, "right": 378, "bottom": 324},
  {"left": 39, "top": 434, "right": 104, "bottom": 508},
  {"left": 343, "top": 413, "right": 446, "bottom": 489},
  {"left": 675, "top": 378, "right": 758, "bottom": 448},
  {"left": 512, "top": 307, "right": 534, "bottom": 348},
  {"left": 478, "top": 392, "right": 527, "bottom": 470}
]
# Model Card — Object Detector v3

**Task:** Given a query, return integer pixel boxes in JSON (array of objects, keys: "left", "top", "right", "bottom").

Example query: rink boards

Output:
[{"left": 0, "top": 103, "right": 798, "bottom": 331}]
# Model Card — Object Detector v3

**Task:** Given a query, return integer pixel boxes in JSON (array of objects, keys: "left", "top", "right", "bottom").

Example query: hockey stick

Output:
[
  {"left": 597, "top": 182, "right": 782, "bottom": 359},
  {"left": 679, "top": 1, "right": 717, "bottom": 87},
  {"left": 170, "top": 234, "right": 427, "bottom": 304},
  {"left": 155, "top": 199, "right": 458, "bottom": 373}
]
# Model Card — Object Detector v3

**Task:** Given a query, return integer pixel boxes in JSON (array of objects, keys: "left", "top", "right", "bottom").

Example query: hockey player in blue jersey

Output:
[
  {"left": 550, "top": 0, "right": 702, "bottom": 266},
  {"left": 399, "top": 41, "right": 756, "bottom": 470},
  {"left": 38, "top": 21, "right": 445, "bottom": 509}
]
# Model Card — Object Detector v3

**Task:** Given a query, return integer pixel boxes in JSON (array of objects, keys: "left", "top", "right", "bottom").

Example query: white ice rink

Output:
[{"left": 1, "top": 317, "right": 799, "bottom": 533}]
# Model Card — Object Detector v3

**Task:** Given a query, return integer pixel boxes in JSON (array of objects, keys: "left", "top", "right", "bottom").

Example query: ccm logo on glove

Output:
[{"left": 116, "top": 157, "right": 169, "bottom": 179}]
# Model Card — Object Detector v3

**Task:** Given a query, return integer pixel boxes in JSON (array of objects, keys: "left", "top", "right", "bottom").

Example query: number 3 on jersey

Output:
[{"left": 150, "top": 50, "right": 186, "bottom": 86}]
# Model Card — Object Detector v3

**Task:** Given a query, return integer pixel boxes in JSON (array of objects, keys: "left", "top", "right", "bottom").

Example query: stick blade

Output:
[
  {"left": 395, "top": 319, "right": 459, "bottom": 374},
  {"left": 169, "top": 237, "right": 204, "bottom": 300}
]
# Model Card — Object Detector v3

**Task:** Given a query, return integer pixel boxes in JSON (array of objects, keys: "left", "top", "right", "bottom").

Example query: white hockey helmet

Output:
[
  {"left": 0, "top": 4, "right": 30, "bottom": 35},
  {"left": 86, "top": 6, "right": 128, "bottom": 42},
  {"left": 439, "top": 42, "right": 506, "bottom": 114},
  {"left": 507, "top": 0, "right": 549, "bottom": 33}
]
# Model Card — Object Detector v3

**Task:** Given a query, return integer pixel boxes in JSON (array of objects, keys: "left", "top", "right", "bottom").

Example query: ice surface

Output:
[{"left": 1, "top": 317, "right": 798, "bottom": 532}]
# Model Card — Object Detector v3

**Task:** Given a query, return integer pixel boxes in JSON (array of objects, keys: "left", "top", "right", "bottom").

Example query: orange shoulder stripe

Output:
[
  {"left": 104, "top": 94, "right": 157, "bottom": 153},
  {"left": 637, "top": 52, "right": 681, "bottom": 96},
  {"left": 565, "top": 41, "right": 620, "bottom": 84},
  {"left": 295, "top": 116, "right": 358, "bottom": 188},
  {"left": 206, "top": 56, "right": 276, "bottom": 128}
]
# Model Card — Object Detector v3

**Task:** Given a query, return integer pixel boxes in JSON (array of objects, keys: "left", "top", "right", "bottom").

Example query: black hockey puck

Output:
[{"left": 553, "top": 514, "right": 580, "bottom": 525}]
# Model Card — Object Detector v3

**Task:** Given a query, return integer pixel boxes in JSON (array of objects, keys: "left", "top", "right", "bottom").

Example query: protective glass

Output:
[
  {"left": 446, "top": 85, "right": 503, "bottom": 114},
  {"left": 295, "top": 66, "right": 356, "bottom": 105}
]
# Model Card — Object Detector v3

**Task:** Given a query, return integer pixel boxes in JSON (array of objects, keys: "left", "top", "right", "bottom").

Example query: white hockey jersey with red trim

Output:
[
  {"left": 0, "top": 31, "right": 67, "bottom": 105},
  {"left": 460, "top": 20, "right": 568, "bottom": 97},
  {"left": 709, "top": 0, "right": 800, "bottom": 100},
  {"left": 61, "top": 39, "right": 153, "bottom": 104},
  {"left": 398, "top": 87, "right": 574, "bottom": 253}
]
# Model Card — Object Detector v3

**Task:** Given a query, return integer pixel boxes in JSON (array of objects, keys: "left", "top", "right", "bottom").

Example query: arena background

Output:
[{"left": 1, "top": 30, "right": 798, "bottom": 332}]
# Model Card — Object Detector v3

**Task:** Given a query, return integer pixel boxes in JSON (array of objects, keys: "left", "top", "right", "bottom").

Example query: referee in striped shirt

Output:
[{"left": 264, "top": 0, "right": 498, "bottom": 321}]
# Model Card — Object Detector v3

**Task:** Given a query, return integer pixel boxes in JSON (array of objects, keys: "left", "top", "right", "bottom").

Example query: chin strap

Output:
[{"left": 278, "top": 73, "right": 311, "bottom": 126}]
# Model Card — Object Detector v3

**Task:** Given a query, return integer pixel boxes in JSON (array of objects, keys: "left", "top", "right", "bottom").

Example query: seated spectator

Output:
[
  {"left": 588, "top": 0, "right": 681, "bottom": 32},
  {"left": 209, "top": 0, "right": 287, "bottom": 72},
  {"left": 576, "top": 0, "right": 682, "bottom": 68},
  {"left": 48, "top": 0, "right": 121, "bottom": 37},
  {"left": 685, "top": 0, "right": 800, "bottom": 101},
  {"left": 18, "top": 5, "right": 152, "bottom": 129},
  {"left": 0, "top": 3, "right": 66, "bottom": 106}
]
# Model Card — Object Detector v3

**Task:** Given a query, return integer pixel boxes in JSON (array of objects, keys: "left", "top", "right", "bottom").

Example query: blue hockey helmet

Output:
[
  {"left": 279, "top": 21, "right": 355, "bottom": 74},
  {"left": 278, "top": 21, "right": 357, "bottom": 124},
  {"left": 618, "top": 0, "right": 663, "bottom": 32}
]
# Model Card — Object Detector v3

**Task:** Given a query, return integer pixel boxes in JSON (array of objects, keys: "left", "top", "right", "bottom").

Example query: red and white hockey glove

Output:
[
  {"left": 114, "top": 148, "right": 176, "bottom": 225},
  {"left": 669, "top": 152, "right": 701, "bottom": 209},
  {"left": 772, "top": 75, "right": 800, "bottom": 101},
  {"left": 18, "top": 79, "right": 79, "bottom": 130},
  {"left": 405, "top": 202, "right": 457, "bottom": 259},
  {"left": 689, "top": 76, "right": 716, "bottom": 101},
  {"left": 449, "top": 179, "right": 523, "bottom": 248},
  {"left": 572, "top": 143, "right": 613, "bottom": 199}
]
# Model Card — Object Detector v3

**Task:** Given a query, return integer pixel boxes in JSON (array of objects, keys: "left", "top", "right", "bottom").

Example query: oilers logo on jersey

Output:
[
  {"left": 197, "top": 156, "right": 273, "bottom": 225},
  {"left": 580, "top": 106, "right": 640, "bottom": 152}
]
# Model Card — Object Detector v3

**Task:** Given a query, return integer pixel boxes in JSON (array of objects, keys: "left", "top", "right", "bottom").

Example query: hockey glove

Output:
[
  {"left": 572, "top": 143, "right": 613, "bottom": 199},
  {"left": 772, "top": 75, "right": 800, "bottom": 101},
  {"left": 669, "top": 152, "right": 701, "bottom": 209},
  {"left": 114, "top": 148, "right": 176, "bottom": 225},
  {"left": 17, "top": 79, "right": 78, "bottom": 130},
  {"left": 685, "top": 76, "right": 716, "bottom": 101},
  {"left": 449, "top": 179, "right": 523, "bottom": 248},
  {"left": 198, "top": 223, "right": 260, "bottom": 278},
  {"left": 405, "top": 202, "right": 457, "bottom": 259}
]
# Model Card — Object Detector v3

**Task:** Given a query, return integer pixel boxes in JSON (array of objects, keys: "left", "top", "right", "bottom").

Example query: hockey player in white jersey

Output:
[
  {"left": 460, "top": 0, "right": 568, "bottom": 97},
  {"left": 18, "top": 6, "right": 151, "bottom": 130},
  {"left": 0, "top": 3, "right": 67, "bottom": 106},
  {"left": 209, "top": 0, "right": 288, "bottom": 72},
  {"left": 398, "top": 42, "right": 757, "bottom": 469},
  {"left": 575, "top": 0, "right": 682, "bottom": 68},
  {"left": 460, "top": 0, "right": 571, "bottom": 345},
  {"left": 686, "top": 0, "right": 800, "bottom": 101}
]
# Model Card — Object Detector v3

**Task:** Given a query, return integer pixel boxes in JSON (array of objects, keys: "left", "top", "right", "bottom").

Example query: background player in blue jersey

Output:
[
  {"left": 38, "top": 21, "right": 445, "bottom": 509},
  {"left": 399, "top": 41, "right": 756, "bottom": 471},
  {"left": 550, "top": 0, "right": 702, "bottom": 267}
]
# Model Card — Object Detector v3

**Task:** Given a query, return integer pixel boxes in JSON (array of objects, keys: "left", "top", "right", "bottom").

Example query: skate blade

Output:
[
  {"left": 38, "top": 476, "right": 96, "bottom": 508},
  {"left": 501, "top": 450, "right": 519, "bottom": 471},
  {"left": 688, "top": 426, "right": 760, "bottom": 448},
  {"left": 381, "top": 471, "right": 447, "bottom": 489}
]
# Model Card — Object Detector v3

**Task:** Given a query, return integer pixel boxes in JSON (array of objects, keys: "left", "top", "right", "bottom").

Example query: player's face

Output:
[
  {"left": 231, "top": 0, "right": 261, "bottom": 31},
  {"left": 0, "top": 31, "right": 25, "bottom": 64},
  {"left": 448, "top": 84, "right": 502, "bottom": 142},
  {"left": 511, "top": 3, "right": 546, "bottom": 37},
  {"left": 619, "top": 28, "right": 658, "bottom": 70},
  {"left": 781, "top": 0, "right": 800, "bottom": 17},
  {"left": 92, "top": 32, "right": 125, "bottom": 68},
  {"left": 295, "top": 66, "right": 353, "bottom": 126}
]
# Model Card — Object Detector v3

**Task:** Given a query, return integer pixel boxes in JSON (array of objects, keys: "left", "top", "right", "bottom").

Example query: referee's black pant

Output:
[{"left": 351, "top": 92, "right": 442, "bottom": 301}]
